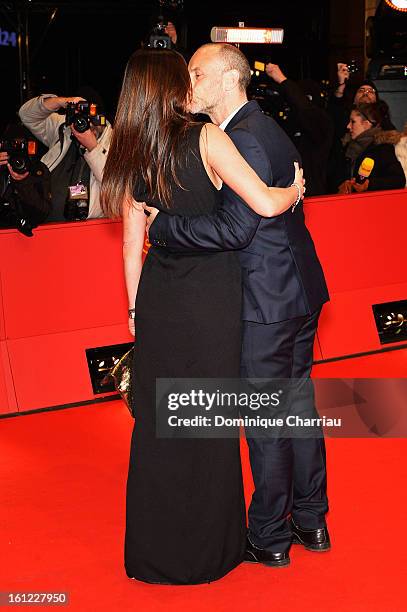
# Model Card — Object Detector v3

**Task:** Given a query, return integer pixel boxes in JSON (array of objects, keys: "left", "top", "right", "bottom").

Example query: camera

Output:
[
  {"left": 0, "top": 138, "right": 37, "bottom": 174},
  {"left": 147, "top": 0, "right": 184, "bottom": 49},
  {"left": 148, "top": 22, "right": 172, "bottom": 49},
  {"left": 347, "top": 59, "right": 359, "bottom": 75},
  {"left": 64, "top": 101, "right": 106, "bottom": 134}
]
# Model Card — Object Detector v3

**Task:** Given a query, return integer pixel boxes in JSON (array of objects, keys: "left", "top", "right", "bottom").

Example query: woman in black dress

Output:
[{"left": 101, "top": 49, "right": 304, "bottom": 585}]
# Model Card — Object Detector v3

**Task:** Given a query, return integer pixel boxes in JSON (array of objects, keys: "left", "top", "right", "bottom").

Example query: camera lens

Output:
[
  {"left": 73, "top": 116, "right": 89, "bottom": 133},
  {"left": 10, "top": 156, "right": 28, "bottom": 174}
]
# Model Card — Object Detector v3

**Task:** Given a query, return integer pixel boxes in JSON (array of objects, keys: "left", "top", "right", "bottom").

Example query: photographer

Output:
[
  {"left": 327, "top": 63, "right": 396, "bottom": 193},
  {"left": 0, "top": 125, "right": 51, "bottom": 236},
  {"left": 265, "top": 63, "right": 334, "bottom": 196},
  {"left": 19, "top": 89, "right": 112, "bottom": 222},
  {"left": 329, "top": 63, "right": 395, "bottom": 139},
  {"left": 147, "top": 20, "right": 190, "bottom": 61}
]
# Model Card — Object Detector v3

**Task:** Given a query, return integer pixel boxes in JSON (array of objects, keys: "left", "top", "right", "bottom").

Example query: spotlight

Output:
[
  {"left": 210, "top": 27, "right": 284, "bottom": 44},
  {"left": 385, "top": 0, "right": 407, "bottom": 11},
  {"left": 372, "top": 300, "right": 407, "bottom": 344}
]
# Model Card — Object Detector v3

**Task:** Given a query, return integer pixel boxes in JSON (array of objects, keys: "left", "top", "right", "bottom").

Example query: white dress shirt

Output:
[{"left": 218, "top": 101, "right": 249, "bottom": 131}]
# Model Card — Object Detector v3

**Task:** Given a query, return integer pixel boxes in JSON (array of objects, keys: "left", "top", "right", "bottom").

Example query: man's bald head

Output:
[
  {"left": 187, "top": 43, "right": 251, "bottom": 122},
  {"left": 197, "top": 43, "right": 252, "bottom": 92}
]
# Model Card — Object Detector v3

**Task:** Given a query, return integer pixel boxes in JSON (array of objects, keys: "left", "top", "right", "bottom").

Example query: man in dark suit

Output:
[{"left": 146, "top": 43, "right": 330, "bottom": 567}]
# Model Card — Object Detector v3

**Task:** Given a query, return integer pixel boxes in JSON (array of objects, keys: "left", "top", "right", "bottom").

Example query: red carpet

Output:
[{"left": 1, "top": 401, "right": 406, "bottom": 611}]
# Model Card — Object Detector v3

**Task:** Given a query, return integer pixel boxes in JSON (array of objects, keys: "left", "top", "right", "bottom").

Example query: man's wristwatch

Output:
[{"left": 128, "top": 308, "right": 135, "bottom": 320}]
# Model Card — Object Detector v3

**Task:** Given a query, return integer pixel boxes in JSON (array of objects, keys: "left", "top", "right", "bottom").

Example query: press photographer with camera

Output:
[
  {"left": 327, "top": 62, "right": 396, "bottom": 193},
  {"left": 19, "top": 88, "right": 112, "bottom": 222},
  {"left": 0, "top": 124, "right": 51, "bottom": 236},
  {"left": 330, "top": 63, "right": 395, "bottom": 137},
  {"left": 265, "top": 63, "right": 334, "bottom": 196},
  {"left": 147, "top": 19, "right": 190, "bottom": 61}
]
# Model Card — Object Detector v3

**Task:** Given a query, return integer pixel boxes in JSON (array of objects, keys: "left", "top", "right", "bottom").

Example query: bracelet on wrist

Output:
[
  {"left": 290, "top": 182, "right": 302, "bottom": 213},
  {"left": 128, "top": 308, "right": 135, "bottom": 320}
]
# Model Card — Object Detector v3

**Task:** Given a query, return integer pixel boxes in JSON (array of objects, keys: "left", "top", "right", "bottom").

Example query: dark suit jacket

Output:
[{"left": 150, "top": 100, "right": 329, "bottom": 324}]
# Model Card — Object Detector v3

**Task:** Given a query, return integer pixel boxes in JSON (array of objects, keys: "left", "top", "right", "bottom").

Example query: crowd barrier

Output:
[{"left": 1, "top": 189, "right": 406, "bottom": 415}]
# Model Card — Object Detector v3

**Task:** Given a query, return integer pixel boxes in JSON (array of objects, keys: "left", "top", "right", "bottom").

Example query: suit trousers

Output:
[{"left": 241, "top": 309, "right": 328, "bottom": 553}]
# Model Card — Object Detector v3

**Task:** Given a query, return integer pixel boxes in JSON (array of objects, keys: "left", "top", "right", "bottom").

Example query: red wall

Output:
[
  {"left": 0, "top": 189, "right": 406, "bottom": 415},
  {"left": 0, "top": 219, "right": 134, "bottom": 414},
  {"left": 305, "top": 189, "right": 407, "bottom": 372}
]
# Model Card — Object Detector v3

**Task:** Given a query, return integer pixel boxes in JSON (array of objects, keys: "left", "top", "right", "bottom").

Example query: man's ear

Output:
[{"left": 223, "top": 69, "right": 240, "bottom": 92}]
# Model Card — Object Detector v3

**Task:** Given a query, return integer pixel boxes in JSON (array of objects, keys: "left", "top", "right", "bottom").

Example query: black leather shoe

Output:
[
  {"left": 290, "top": 517, "right": 331, "bottom": 552},
  {"left": 244, "top": 537, "right": 290, "bottom": 567}
]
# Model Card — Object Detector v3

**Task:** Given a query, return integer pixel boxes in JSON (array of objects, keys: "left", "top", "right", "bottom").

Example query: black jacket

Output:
[
  {"left": 350, "top": 141, "right": 405, "bottom": 191},
  {"left": 0, "top": 161, "right": 52, "bottom": 234},
  {"left": 149, "top": 100, "right": 329, "bottom": 324},
  {"left": 277, "top": 79, "right": 334, "bottom": 196}
]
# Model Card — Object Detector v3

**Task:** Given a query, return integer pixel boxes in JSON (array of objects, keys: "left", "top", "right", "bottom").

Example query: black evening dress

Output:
[{"left": 125, "top": 124, "right": 246, "bottom": 585}]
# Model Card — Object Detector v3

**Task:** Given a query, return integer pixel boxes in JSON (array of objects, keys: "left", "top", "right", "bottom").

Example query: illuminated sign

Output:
[{"left": 0, "top": 28, "right": 17, "bottom": 47}]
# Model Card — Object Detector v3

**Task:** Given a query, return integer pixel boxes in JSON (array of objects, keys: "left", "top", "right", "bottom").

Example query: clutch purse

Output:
[{"left": 110, "top": 347, "right": 135, "bottom": 417}]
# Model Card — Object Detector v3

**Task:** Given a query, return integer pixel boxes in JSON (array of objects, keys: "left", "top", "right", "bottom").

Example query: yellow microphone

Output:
[{"left": 356, "top": 157, "right": 374, "bottom": 184}]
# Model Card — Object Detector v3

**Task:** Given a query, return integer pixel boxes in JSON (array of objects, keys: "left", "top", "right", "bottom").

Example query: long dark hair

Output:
[{"left": 101, "top": 48, "right": 194, "bottom": 217}]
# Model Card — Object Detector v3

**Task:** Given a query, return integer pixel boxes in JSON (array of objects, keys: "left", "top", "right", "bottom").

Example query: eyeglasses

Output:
[{"left": 357, "top": 87, "right": 376, "bottom": 94}]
